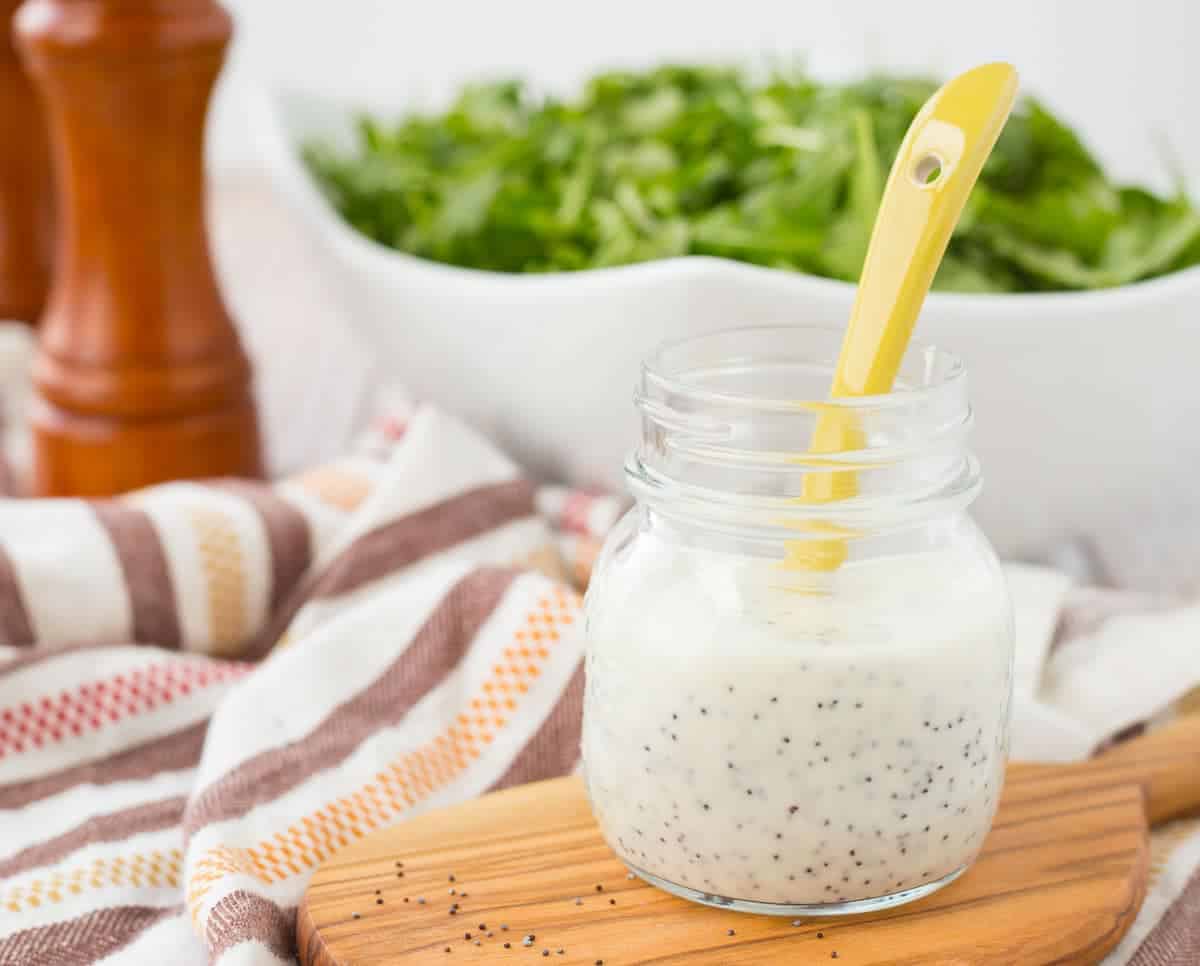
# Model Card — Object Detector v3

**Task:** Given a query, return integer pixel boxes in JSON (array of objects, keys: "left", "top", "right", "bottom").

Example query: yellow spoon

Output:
[{"left": 786, "top": 62, "right": 1019, "bottom": 571}]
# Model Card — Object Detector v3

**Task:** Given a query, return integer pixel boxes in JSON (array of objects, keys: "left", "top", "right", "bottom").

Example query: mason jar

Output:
[{"left": 582, "top": 326, "right": 1013, "bottom": 916}]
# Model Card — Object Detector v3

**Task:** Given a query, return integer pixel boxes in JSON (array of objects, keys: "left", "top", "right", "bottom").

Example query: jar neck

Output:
[{"left": 626, "top": 327, "right": 981, "bottom": 543}]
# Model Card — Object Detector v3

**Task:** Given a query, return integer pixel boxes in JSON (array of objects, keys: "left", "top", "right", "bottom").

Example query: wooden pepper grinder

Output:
[
  {"left": 0, "top": 0, "right": 52, "bottom": 323},
  {"left": 16, "top": 0, "right": 262, "bottom": 496}
]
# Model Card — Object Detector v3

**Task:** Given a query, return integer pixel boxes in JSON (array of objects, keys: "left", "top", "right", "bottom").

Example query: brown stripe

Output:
[
  {"left": 318, "top": 479, "right": 535, "bottom": 598},
  {"left": 0, "top": 408, "right": 13, "bottom": 497},
  {"left": 0, "top": 795, "right": 186, "bottom": 878},
  {"left": 184, "top": 567, "right": 518, "bottom": 841},
  {"left": 205, "top": 891, "right": 294, "bottom": 963},
  {"left": 247, "top": 478, "right": 535, "bottom": 657},
  {"left": 1092, "top": 720, "right": 1149, "bottom": 757},
  {"left": 0, "top": 904, "right": 180, "bottom": 966},
  {"left": 0, "top": 451, "right": 13, "bottom": 497},
  {"left": 0, "top": 719, "right": 207, "bottom": 810},
  {"left": 212, "top": 480, "right": 312, "bottom": 615},
  {"left": 0, "top": 543, "right": 35, "bottom": 646},
  {"left": 489, "top": 660, "right": 585, "bottom": 793},
  {"left": 1130, "top": 865, "right": 1200, "bottom": 966},
  {"left": 93, "top": 501, "right": 183, "bottom": 648}
]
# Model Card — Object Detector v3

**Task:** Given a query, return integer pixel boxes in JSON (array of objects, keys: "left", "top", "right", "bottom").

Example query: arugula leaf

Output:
[
  {"left": 820, "top": 108, "right": 884, "bottom": 281},
  {"left": 987, "top": 204, "right": 1200, "bottom": 289},
  {"left": 304, "top": 65, "right": 1200, "bottom": 289}
]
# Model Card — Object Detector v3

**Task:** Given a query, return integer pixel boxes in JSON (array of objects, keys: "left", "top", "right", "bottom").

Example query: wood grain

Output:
[
  {"left": 298, "top": 717, "right": 1200, "bottom": 965},
  {"left": 15, "top": 0, "right": 261, "bottom": 496},
  {"left": 0, "top": 0, "right": 52, "bottom": 324}
]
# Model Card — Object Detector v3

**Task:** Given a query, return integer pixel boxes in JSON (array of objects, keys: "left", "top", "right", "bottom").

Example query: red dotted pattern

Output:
[{"left": 0, "top": 659, "right": 250, "bottom": 759}]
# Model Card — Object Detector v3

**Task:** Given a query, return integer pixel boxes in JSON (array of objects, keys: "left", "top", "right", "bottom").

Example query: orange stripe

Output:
[
  {"left": 1, "top": 847, "right": 183, "bottom": 912},
  {"left": 187, "top": 585, "right": 580, "bottom": 920},
  {"left": 189, "top": 507, "right": 248, "bottom": 656},
  {"left": 292, "top": 466, "right": 373, "bottom": 512}
]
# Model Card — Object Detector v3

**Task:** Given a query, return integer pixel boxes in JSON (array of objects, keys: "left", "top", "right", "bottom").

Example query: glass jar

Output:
[{"left": 582, "top": 326, "right": 1013, "bottom": 917}]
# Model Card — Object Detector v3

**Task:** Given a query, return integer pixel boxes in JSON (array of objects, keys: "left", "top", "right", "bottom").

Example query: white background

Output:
[
  {"left": 193, "top": 0, "right": 1200, "bottom": 587},
  {"left": 212, "top": 0, "right": 1200, "bottom": 188}
]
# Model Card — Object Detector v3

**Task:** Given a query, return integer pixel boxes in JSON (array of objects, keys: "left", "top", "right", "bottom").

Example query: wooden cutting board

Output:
[{"left": 298, "top": 718, "right": 1200, "bottom": 965}]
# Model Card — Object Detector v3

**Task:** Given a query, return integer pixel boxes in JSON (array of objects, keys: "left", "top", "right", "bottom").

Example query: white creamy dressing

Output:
[{"left": 582, "top": 548, "right": 1013, "bottom": 906}]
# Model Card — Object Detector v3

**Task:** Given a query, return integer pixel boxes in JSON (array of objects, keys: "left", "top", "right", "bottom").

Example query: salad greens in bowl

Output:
[
  {"left": 255, "top": 64, "right": 1200, "bottom": 566},
  {"left": 302, "top": 65, "right": 1200, "bottom": 291}
]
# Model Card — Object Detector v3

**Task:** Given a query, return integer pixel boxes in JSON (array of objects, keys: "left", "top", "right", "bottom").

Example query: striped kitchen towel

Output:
[
  {"left": 0, "top": 393, "right": 1198, "bottom": 963},
  {"left": 0, "top": 403, "right": 626, "bottom": 965}
]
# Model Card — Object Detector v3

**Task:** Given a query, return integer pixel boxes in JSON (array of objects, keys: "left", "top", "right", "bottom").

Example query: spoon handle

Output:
[
  {"left": 789, "top": 64, "right": 1019, "bottom": 572},
  {"left": 833, "top": 62, "right": 1019, "bottom": 397}
]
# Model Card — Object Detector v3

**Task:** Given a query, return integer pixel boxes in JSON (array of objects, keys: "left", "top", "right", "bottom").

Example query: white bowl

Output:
[{"left": 253, "top": 86, "right": 1200, "bottom": 567}]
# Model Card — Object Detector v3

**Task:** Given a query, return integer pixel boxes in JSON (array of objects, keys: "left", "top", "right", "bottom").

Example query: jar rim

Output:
[
  {"left": 629, "top": 324, "right": 979, "bottom": 534},
  {"left": 642, "top": 324, "right": 967, "bottom": 414}
]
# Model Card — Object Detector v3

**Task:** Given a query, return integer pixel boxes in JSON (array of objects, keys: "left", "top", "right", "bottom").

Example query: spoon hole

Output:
[{"left": 912, "top": 154, "right": 944, "bottom": 186}]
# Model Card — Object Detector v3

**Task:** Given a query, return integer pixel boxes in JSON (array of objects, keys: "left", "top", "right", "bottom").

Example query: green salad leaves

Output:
[{"left": 303, "top": 65, "right": 1200, "bottom": 290}]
